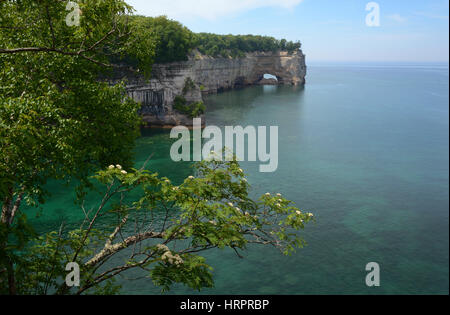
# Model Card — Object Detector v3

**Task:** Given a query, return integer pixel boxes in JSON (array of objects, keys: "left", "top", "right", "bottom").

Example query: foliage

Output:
[
  {"left": 13, "top": 159, "right": 314, "bottom": 294},
  {"left": 172, "top": 78, "right": 205, "bottom": 117},
  {"left": 0, "top": 0, "right": 144, "bottom": 200},
  {"left": 173, "top": 96, "right": 206, "bottom": 118},
  {"left": 182, "top": 77, "right": 197, "bottom": 95},
  {"left": 189, "top": 102, "right": 207, "bottom": 118},
  {"left": 126, "top": 15, "right": 197, "bottom": 64},
  {"left": 111, "top": 16, "right": 158, "bottom": 77},
  {"left": 195, "top": 33, "right": 302, "bottom": 58},
  {"left": 118, "top": 16, "right": 302, "bottom": 64},
  {"left": 0, "top": 0, "right": 150, "bottom": 294},
  {"left": 173, "top": 95, "right": 188, "bottom": 109}
]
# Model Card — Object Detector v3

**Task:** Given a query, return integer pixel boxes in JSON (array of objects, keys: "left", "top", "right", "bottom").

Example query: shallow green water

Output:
[{"left": 31, "top": 63, "right": 449, "bottom": 294}]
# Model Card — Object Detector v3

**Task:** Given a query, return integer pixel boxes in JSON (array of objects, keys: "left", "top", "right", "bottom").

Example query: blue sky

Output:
[{"left": 127, "top": 0, "right": 449, "bottom": 62}]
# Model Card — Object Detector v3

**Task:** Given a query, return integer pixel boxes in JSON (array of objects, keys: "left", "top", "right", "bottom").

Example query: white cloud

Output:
[
  {"left": 387, "top": 14, "right": 407, "bottom": 23},
  {"left": 126, "top": 0, "right": 303, "bottom": 20}
]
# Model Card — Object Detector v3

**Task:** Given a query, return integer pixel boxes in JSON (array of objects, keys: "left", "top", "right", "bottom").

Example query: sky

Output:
[{"left": 126, "top": 0, "right": 449, "bottom": 62}]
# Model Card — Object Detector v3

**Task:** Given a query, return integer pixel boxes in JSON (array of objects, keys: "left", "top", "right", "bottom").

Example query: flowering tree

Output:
[{"left": 19, "top": 159, "right": 314, "bottom": 294}]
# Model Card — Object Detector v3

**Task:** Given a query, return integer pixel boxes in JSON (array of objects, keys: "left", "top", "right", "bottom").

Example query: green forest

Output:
[
  {"left": 195, "top": 33, "right": 302, "bottom": 58},
  {"left": 127, "top": 15, "right": 302, "bottom": 63}
]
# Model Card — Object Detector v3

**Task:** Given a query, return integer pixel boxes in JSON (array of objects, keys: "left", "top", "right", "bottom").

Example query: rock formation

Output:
[{"left": 121, "top": 50, "right": 307, "bottom": 127}]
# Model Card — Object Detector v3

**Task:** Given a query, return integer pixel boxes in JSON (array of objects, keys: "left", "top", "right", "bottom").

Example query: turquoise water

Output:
[{"left": 31, "top": 63, "right": 449, "bottom": 294}]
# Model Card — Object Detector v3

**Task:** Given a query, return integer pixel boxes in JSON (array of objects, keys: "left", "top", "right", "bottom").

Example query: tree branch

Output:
[{"left": 85, "top": 230, "right": 165, "bottom": 268}]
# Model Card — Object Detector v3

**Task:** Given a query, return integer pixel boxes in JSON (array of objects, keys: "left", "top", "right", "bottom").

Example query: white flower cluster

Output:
[
  {"left": 161, "top": 251, "right": 184, "bottom": 266},
  {"left": 156, "top": 244, "right": 169, "bottom": 252},
  {"left": 293, "top": 211, "right": 313, "bottom": 223},
  {"left": 108, "top": 164, "right": 127, "bottom": 174}
]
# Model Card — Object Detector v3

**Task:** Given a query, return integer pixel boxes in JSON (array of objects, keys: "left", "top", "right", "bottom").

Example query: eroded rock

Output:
[{"left": 117, "top": 50, "right": 307, "bottom": 127}]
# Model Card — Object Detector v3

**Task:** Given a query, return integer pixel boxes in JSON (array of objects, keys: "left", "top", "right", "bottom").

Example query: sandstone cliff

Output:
[{"left": 122, "top": 50, "right": 307, "bottom": 127}]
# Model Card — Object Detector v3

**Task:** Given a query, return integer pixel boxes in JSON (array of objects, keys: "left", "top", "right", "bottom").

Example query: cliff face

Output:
[{"left": 124, "top": 50, "right": 307, "bottom": 127}]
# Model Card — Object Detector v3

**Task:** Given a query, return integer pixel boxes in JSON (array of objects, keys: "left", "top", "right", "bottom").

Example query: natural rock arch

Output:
[{"left": 122, "top": 50, "right": 307, "bottom": 126}]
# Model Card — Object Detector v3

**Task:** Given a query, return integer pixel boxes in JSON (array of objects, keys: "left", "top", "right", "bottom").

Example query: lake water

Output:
[{"left": 33, "top": 63, "right": 449, "bottom": 294}]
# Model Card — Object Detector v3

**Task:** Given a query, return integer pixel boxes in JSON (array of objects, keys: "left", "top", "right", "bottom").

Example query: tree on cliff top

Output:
[
  {"left": 126, "top": 15, "right": 197, "bottom": 64},
  {"left": 194, "top": 33, "right": 302, "bottom": 59},
  {"left": 122, "top": 16, "right": 302, "bottom": 64}
]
